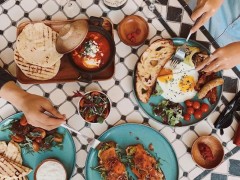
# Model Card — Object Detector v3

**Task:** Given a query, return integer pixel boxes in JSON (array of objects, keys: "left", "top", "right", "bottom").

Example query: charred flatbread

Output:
[{"left": 14, "top": 50, "right": 60, "bottom": 80}]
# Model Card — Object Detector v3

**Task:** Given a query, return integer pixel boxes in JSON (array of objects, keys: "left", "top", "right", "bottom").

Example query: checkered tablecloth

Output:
[{"left": 0, "top": 0, "right": 239, "bottom": 179}]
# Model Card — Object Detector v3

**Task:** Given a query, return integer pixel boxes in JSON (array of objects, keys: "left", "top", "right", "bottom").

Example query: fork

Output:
[
  {"left": 170, "top": 32, "right": 192, "bottom": 68},
  {"left": 61, "top": 124, "right": 102, "bottom": 149}
]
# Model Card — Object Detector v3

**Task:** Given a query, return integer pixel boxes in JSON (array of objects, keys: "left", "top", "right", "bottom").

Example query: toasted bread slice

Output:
[
  {"left": 136, "top": 39, "right": 175, "bottom": 103},
  {"left": 126, "top": 144, "right": 165, "bottom": 180},
  {"left": 97, "top": 142, "right": 128, "bottom": 180}
]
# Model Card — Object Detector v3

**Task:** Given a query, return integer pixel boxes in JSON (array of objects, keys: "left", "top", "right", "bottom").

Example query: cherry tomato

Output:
[
  {"left": 193, "top": 101, "right": 201, "bottom": 110},
  {"left": 187, "top": 107, "right": 194, "bottom": 115},
  {"left": 201, "top": 103, "right": 209, "bottom": 113},
  {"left": 54, "top": 133, "right": 63, "bottom": 143},
  {"left": 19, "top": 116, "right": 28, "bottom": 126},
  {"left": 11, "top": 134, "right": 24, "bottom": 143},
  {"left": 32, "top": 128, "right": 46, "bottom": 139},
  {"left": 35, "top": 137, "right": 42, "bottom": 144},
  {"left": 32, "top": 141, "right": 40, "bottom": 152},
  {"left": 185, "top": 100, "right": 193, "bottom": 107},
  {"left": 194, "top": 110, "right": 203, "bottom": 119},
  {"left": 79, "top": 99, "right": 85, "bottom": 108},
  {"left": 184, "top": 114, "right": 191, "bottom": 121}
]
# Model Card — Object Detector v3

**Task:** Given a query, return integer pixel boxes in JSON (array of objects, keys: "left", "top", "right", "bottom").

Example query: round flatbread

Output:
[
  {"left": 14, "top": 50, "right": 60, "bottom": 80},
  {"left": 16, "top": 23, "right": 63, "bottom": 67}
]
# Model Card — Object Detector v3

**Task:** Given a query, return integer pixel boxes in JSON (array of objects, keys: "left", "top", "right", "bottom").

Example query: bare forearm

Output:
[{"left": 0, "top": 81, "right": 28, "bottom": 109}]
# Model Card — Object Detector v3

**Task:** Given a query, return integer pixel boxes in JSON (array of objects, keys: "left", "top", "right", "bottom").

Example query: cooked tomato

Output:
[
  {"left": 184, "top": 114, "right": 191, "bottom": 121},
  {"left": 11, "top": 134, "right": 24, "bottom": 143},
  {"left": 194, "top": 110, "right": 203, "bottom": 119},
  {"left": 19, "top": 116, "right": 28, "bottom": 126},
  {"left": 201, "top": 103, "right": 209, "bottom": 113},
  {"left": 35, "top": 137, "right": 42, "bottom": 144},
  {"left": 54, "top": 133, "right": 63, "bottom": 143},
  {"left": 79, "top": 99, "right": 85, "bottom": 108},
  {"left": 187, "top": 107, "right": 194, "bottom": 115},
  {"left": 32, "top": 141, "right": 40, "bottom": 152},
  {"left": 32, "top": 128, "right": 46, "bottom": 139},
  {"left": 185, "top": 100, "right": 193, "bottom": 107},
  {"left": 91, "top": 91, "right": 100, "bottom": 96},
  {"left": 193, "top": 101, "right": 200, "bottom": 110},
  {"left": 85, "top": 114, "right": 96, "bottom": 122}
]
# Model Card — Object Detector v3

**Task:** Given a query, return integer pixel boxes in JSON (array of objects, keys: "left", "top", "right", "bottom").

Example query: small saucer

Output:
[
  {"left": 117, "top": 15, "right": 149, "bottom": 46},
  {"left": 56, "top": 20, "right": 88, "bottom": 54},
  {"left": 191, "top": 136, "right": 224, "bottom": 169}
]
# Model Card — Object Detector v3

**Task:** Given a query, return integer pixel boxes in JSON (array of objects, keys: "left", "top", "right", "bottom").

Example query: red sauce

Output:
[{"left": 71, "top": 31, "right": 110, "bottom": 71}]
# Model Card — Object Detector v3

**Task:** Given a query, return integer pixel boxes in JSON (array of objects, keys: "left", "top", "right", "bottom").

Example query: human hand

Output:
[
  {"left": 19, "top": 93, "right": 66, "bottom": 130},
  {"left": 196, "top": 42, "right": 240, "bottom": 72},
  {"left": 190, "top": 0, "right": 224, "bottom": 33}
]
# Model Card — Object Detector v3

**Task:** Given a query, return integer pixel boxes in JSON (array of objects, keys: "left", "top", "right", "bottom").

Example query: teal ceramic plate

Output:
[
  {"left": 0, "top": 112, "right": 76, "bottom": 180},
  {"left": 85, "top": 123, "right": 179, "bottom": 180},
  {"left": 133, "top": 38, "right": 223, "bottom": 127}
]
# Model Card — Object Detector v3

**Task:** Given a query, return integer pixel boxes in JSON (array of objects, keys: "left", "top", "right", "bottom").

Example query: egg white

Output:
[{"left": 157, "top": 61, "right": 199, "bottom": 103}]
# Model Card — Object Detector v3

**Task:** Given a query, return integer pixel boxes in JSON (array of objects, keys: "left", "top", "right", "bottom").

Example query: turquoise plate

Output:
[
  {"left": 0, "top": 112, "right": 76, "bottom": 180},
  {"left": 133, "top": 38, "right": 223, "bottom": 127},
  {"left": 85, "top": 123, "right": 179, "bottom": 180}
]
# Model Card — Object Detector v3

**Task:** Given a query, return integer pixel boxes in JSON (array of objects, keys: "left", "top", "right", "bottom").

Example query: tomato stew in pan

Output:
[{"left": 71, "top": 32, "right": 111, "bottom": 71}]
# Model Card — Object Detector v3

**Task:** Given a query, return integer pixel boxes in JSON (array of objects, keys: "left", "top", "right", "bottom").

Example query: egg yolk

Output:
[
  {"left": 179, "top": 75, "right": 195, "bottom": 92},
  {"left": 158, "top": 68, "right": 173, "bottom": 82}
]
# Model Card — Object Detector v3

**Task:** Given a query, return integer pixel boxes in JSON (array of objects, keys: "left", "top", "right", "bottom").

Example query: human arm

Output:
[
  {"left": 196, "top": 42, "right": 240, "bottom": 72},
  {"left": 0, "top": 69, "right": 66, "bottom": 130},
  {"left": 190, "top": 0, "right": 224, "bottom": 33}
]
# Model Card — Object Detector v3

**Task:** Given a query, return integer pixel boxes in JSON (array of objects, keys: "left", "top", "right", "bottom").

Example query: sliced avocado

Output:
[{"left": 183, "top": 46, "right": 200, "bottom": 67}]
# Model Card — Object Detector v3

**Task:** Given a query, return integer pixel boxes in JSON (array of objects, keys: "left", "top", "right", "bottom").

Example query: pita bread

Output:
[
  {"left": 136, "top": 39, "right": 175, "bottom": 103},
  {"left": 4, "top": 141, "right": 22, "bottom": 165},
  {"left": 0, "top": 142, "right": 7, "bottom": 154},
  {"left": 0, "top": 155, "right": 31, "bottom": 179},
  {"left": 14, "top": 50, "right": 60, "bottom": 80},
  {"left": 16, "top": 23, "right": 62, "bottom": 67}
]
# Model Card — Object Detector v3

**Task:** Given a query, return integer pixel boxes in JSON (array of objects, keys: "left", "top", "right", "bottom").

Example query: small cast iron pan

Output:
[{"left": 69, "top": 17, "right": 116, "bottom": 82}]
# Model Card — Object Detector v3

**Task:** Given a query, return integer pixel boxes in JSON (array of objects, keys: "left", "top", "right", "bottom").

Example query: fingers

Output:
[
  {"left": 191, "top": 4, "right": 206, "bottom": 21},
  {"left": 213, "top": 65, "right": 225, "bottom": 72},
  {"left": 196, "top": 53, "right": 217, "bottom": 71},
  {"left": 202, "top": 58, "right": 222, "bottom": 72},
  {"left": 41, "top": 100, "right": 66, "bottom": 119},
  {"left": 191, "top": 12, "right": 210, "bottom": 33}
]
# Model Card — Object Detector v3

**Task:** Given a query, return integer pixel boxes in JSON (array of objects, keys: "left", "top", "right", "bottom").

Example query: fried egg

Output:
[{"left": 157, "top": 61, "right": 199, "bottom": 103}]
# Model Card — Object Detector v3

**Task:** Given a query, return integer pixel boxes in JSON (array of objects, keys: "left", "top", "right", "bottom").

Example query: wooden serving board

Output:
[{"left": 16, "top": 18, "right": 115, "bottom": 84}]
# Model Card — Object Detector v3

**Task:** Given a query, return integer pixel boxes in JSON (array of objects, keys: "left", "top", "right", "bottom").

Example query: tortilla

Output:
[
  {"left": 14, "top": 50, "right": 60, "bottom": 80},
  {"left": 16, "top": 23, "right": 62, "bottom": 67}
]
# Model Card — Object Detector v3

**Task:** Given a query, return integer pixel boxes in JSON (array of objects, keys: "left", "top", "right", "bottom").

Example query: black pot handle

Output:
[
  {"left": 77, "top": 73, "right": 93, "bottom": 83},
  {"left": 89, "top": 16, "right": 104, "bottom": 27}
]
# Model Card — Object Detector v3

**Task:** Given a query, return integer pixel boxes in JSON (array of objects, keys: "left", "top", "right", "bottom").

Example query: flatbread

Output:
[
  {"left": 16, "top": 23, "right": 62, "bottom": 67},
  {"left": 0, "top": 142, "right": 7, "bottom": 154},
  {"left": 0, "top": 154, "right": 31, "bottom": 179},
  {"left": 4, "top": 141, "right": 22, "bottom": 165},
  {"left": 14, "top": 50, "right": 60, "bottom": 80}
]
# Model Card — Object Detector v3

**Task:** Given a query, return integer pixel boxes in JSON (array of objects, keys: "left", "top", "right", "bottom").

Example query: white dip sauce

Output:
[{"left": 36, "top": 161, "right": 66, "bottom": 180}]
